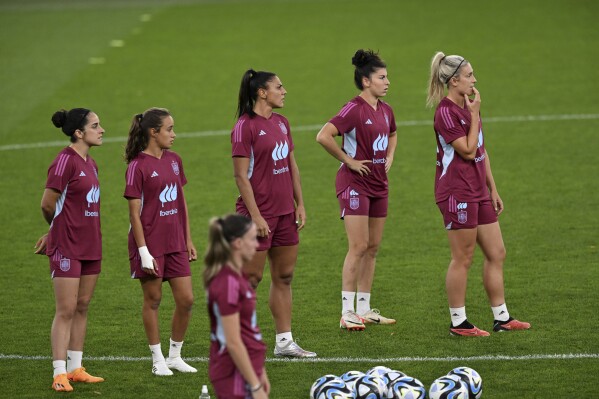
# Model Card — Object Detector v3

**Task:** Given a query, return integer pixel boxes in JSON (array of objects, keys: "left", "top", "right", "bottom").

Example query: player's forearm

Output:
[
  {"left": 386, "top": 132, "right": 397, "bottom": 159},
  {"left": 234, "top": 176, "right": 262, "bottom": 219},
  {"left": 485, "top": 152, "right": 498, "bottom": 192},
  {"left": 226, "top": 338, "right": 261, "bottom": 389}
]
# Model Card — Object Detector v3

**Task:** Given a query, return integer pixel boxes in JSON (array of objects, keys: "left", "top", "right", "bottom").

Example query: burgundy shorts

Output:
[
  {"left": 437, "top": 195, "right": 498, "bottom": 230},
  {"left": 49, "top": 251, "right": 101, "bottom": 278},
  {"left": 257, "top": 212, "right": 299, "bottom": 251},
  {"left": 130, "top": 251, "right": 191, "bottom": 280},
  {"left": 338, "top": 186, "right": 388, "bottom": 218},
  {"left": 212, "top": 369, "right": 262, "bottom": 399}
]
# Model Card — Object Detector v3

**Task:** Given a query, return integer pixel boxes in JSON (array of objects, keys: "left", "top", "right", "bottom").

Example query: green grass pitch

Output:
[{"left": 0, "top": 0, "right": 598, "bottom": 397}]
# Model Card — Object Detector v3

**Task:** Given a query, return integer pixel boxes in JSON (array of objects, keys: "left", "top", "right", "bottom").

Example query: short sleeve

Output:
[
  {"left": 436, "top": 106, "right": 466, "bottom": 144},
  {"left": 211, "top": 274, "right": 241, "bottom": 316},
  {"left": 124, "top": 160, "right": 143, "bottom": 199},
  {"left": 231, "top": 118, "right": 253, "bottom": 158},
  {"left": 174, "top": 153, "right": 187, "bottom": 186},
  {"left": 46, "top": 153, "right": 75, "bottom": 193},
  {"left": 329, "top": 101, "right": 359, "bottom": 136}
]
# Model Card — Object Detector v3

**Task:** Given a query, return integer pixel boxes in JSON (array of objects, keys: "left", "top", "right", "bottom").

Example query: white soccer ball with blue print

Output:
[
  {"left": 429, "top": 375, "right": 468, "bottom": 399},
  {"left": 354, "top": 374, "right": 386, "bottom": 399},
  {"left": 389, "top": 376, "right": 426, "bottom": 399},
  {"left": 341, "top": 370, "right": 366, "bottom": 392},
  {"left": 366, "top": 365, "right": 392, "bottom": 379},
  {"left": 317, "top": 378, "right": 356, "bottom": 399},
  {"left": 447, "top": 367, "right": 482, "bottom": 399},
  {"left": 381, "top": 370, "right": 406, "bottom": 394},
  {"left": 310, "top": 374, "right": 339, "bottom": 399}
]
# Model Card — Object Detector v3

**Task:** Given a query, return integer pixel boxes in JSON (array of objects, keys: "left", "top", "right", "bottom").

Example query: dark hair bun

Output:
[
  {"left": 51, "top": 109, "right": 68, "bottom": 129},
  {"left": 352, "top": 49, "right": 373, "bottom": 68}
]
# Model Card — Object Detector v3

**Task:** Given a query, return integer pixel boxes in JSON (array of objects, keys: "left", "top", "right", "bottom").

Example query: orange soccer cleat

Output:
[
  {"left": 493, "top": 318, "right": 531, "bottom": 332},
  {"left": 67, "top": 367, "right": 105, "bottom": 383},
  {"left": 52, "top": 373, "right": 73, "bottom": 392}
]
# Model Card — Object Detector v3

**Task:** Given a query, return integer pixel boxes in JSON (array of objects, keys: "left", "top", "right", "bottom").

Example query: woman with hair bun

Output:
[
  {"left": 426, "top": 51, "right": 530, "bottom": 336},
  {"left": 231, "top": 69, "right": 315, "bottom": 357},
  {"left": 34, "top": 108, "right": 105, "bottom": 391},
  {"left": 124, "top": 107, "right": 198, "bottom": 375},
  {"left": 316, "top": 49, "right": 398, "bottom": 331},
  {"left": 204, "top": 214, "right": 269, "bottom": 399}
]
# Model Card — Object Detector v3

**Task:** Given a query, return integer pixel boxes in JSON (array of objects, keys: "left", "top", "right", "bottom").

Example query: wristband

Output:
[{"left": 250, "top": 383, "right": 262, "bottom": 393}]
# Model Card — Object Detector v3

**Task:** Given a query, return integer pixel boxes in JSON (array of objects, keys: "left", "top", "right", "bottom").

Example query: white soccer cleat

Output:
[
  {"left": 166, "top": 357, "right": 198, "bottom": 373},
  {"left": 274, "top": 340, "right": 317, "bottom": 358},
  {"left": 340, "top": 310, "right": 366, "bottom": 331},
  {"left": 152, "top": 360, "right": 173, "bottom": 376},
  {"left": 359, "top": 309, "right": 396, "bottom": 325}
]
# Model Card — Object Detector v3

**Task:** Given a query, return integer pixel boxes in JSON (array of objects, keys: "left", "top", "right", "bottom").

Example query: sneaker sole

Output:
[{"left": 449, "top": 330, "right": 490, "bottom": 337}]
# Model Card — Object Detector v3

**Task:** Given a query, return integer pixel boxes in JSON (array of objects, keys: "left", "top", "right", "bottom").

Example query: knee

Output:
[
  {"left": 247, "top": 273, "right": 263, "bottom": 289},
  {"left": 365, "top": 243, "right": 380, "bottom": 259},
  {"left": 56, "top": 303, "right": 77, "bottom": 320},
  {"left": 144, "top": 294, "right": 162, "bottom": 311},
  {"left": 349, "top": 242, "right": 369, "bottom": 258},
  {"left": 452, "top": 253, "right": 474, "bottom": 269},
  {"left": 273, "top": 270, "right": 294, "bottom": 286},
  {"left": 176, "top": 295, "right": 194, "bottom": 313},
  {"left": 75, "top": 295, "right": 92, "bottom": 314}
]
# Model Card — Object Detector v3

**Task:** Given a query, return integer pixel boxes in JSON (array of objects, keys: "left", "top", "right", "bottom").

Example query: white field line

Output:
[
  {"left": 2, "top": 113, "right": 598, "bottom": 152},
  {"left": 1, "top": 353, "right": 598, "bottom": 363}
]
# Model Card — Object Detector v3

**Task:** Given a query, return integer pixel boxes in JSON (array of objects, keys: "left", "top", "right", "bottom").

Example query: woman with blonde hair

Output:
[
  {"left": 204, "top": 214, "right": 269, "bottom": 399},
  {"left": 427, "top": 51, "right": 530, "bottom": 336}
]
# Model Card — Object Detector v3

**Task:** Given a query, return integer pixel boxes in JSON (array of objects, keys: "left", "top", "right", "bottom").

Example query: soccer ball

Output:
[
  {"left": 389, "top": 377, "right": 426, "bottom": 399},
  {"left": 429, "top": 375, "right": 469, "bottom": 399},
  {"left": 354, "top": 374, "right": 386, "bottom": 399},
  {"left": 317, "top": 379, "right": 356, "bottom": 399},
  {"left": 381, "top": 370, "right": 407, "bottom": 393},
  {"left": 311, "top": 374, "right": 339, "bottom": 399},
  {"left": 367, "top": 365, "right": 393, "bottom": 378},
  {"left": 447, "top": 367, "right": 482, "bottom": 399},
  {"left": 341, "top": 370, "right": 366, "bottom": 391}
]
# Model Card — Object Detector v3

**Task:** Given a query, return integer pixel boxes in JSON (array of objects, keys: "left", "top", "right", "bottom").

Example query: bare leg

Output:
[
  {"left": 51, "top": 278, "right": 80, "bottom": 361},
  {"left": 477, "top": 222, "right": 507, "bottom": 307},
  {"left": 68, "top": 274, "right": 99, "bottom": 351},
  {"left": 242, "top": 250, "right": 268, "bottom": 289},
  {"left": 168, "top": 276, "right": 194, "bottom": 342},
  {"left": 140, "top": 278, "right": 163, "bottom": 345},
  {"left": 341, "top": 216, "right": 369, "bottom": 292},
  {"left": 267, "top": 245, "right": 298, "bottom": 334},
  {"left": 446, "top": 228, "right": 477, "bottom": 308},
  {"left": 356, "top": 217, "right": 386, "bottom": 294}
]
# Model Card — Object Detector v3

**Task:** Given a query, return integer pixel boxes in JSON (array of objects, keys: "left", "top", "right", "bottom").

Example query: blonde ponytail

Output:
[{"left": 426, "top": 51, "right": 468, "bottom": 108}]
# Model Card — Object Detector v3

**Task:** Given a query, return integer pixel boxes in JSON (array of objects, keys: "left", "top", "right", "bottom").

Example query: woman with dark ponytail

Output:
[
  {"left": 34, "top": 108, "right": 105, "bottom": 391},
  {"left": 232, "top": 69, "right": 315, "bottom": 357},
  {"left": 316, "top": 49, "right": 398, "bottom": 331},
  {"left": 123, "top": 107, "right": 198, "bottom": 375},
  {"left": 426, "top": 51, "right": 530, "bottom": 336},
  {"left": 204, "top": 214, "right": 269, "bottom": 399}
]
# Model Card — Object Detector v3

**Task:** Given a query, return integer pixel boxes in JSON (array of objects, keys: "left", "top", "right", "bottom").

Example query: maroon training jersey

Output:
[
  {"left": 124, "top": 151, "right": 188, "bottom": 259},
  {"left": 45, "top": 146, "right": 102, "bottom": 260},
  {"left": 207, "top": 265, "right": 266, "bottom": 382},
  {"left": 434, "top": 97, "right": 489, "bottom": 203},
  {"left": 232, "top": 113, "right": 295, "bottom": 218},
  {"left": 329, "top": 96, "right": 397, "bottom": 197}
]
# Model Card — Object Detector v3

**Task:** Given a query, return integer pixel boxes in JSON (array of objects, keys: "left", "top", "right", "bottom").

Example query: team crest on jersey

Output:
[
  {"left": 457, "top": 202, "right": 468, "bottom": 224},
  {"left": 350, "top": 197, "right": 360, "bottom": 210},
  {"left": 171, "top": 160, "right": 180, "bottom": 175},
  {"left": 60, "top": 258, "right": 71, "bottom": 272},
  {"left": 278, "top": 122, "right": 288, "bottom": 135}
]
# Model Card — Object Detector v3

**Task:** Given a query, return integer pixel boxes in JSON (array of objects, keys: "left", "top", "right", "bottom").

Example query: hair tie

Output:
[{"left": 136, "top": 113, "right": 143, "bottom": 121}]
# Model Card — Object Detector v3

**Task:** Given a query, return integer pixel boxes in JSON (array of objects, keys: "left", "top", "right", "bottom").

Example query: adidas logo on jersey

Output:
[
  {"left": 79, "top": 171, "right": 86, "bottom": 177},
  {"left": 151, "top": 171, "right": 159, "bottom": 177},
  {"left": 365, "top": 119, "right": 373, "bottom": 125},
  {"left": 259, "top": 130, "right": 266, "bottom": 136}
]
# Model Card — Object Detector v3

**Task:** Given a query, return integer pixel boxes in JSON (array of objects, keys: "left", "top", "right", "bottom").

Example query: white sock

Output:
[
  {"left": 356, "top": 292, "right": 371, "bottom": 315},
  {"left": 53, "top": 360, "right": 67, "bottom": 377},
  {"left": 450, "top": 306, "right": 467, "bottom": 327},
  {"left": 66, "top": 350, "right": 82, "bottom": 373},
  {"left": 342, "top": 291, "right": 356, "bottom": 313},
  {"left": 492, "top": 303, "right": 510, "bottom": 322},
  {"left": 276, "top": 332, "right": 293, "bottom": 347},
  {"left": 149, "top": 343, "right": 165, "bottom": 364},
  {"left": 168, "top": 338, "right": 183, "bottom": 359}
]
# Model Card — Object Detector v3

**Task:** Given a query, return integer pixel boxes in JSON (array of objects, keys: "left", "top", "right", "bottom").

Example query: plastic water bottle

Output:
[{"left": 199, "top": 385, "right": 210, "bottom": 399}]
